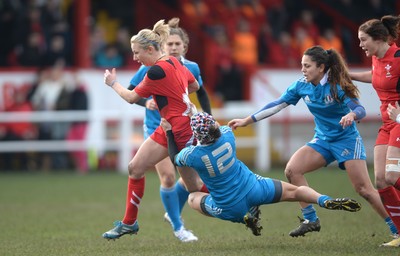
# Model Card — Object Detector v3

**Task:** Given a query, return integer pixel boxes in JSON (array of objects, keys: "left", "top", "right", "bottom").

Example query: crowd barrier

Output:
[{"left": 0, "top": 106, "right": 270, "bottom": 173}]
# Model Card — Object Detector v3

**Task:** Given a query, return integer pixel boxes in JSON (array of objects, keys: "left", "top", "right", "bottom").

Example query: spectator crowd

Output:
[{"left": 0, "top": 0, "right": 398, "bottom": 171}]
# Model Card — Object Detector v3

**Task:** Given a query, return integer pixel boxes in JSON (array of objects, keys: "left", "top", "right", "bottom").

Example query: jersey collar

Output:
[{"left": 319, "top": 71, "right": 329, "bottom": 86}]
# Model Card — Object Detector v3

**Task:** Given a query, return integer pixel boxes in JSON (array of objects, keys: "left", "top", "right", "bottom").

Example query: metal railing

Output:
[{"left": 0, "top": 106, "right": 270, "bottom": 173}]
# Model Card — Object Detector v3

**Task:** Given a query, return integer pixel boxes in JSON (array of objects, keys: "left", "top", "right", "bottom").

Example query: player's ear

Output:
[{"left": 318, "top": 63, "right": 325, "bottom": 73}]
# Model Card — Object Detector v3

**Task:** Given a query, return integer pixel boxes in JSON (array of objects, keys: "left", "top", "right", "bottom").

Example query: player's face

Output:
[
  {"left": 301, "top": 55, "right": 325, "bottom": 85},
  {"left": 164, "top": 34, "right": 185, "bottom": 58},
  {"left": 358, "top": 30, "right": 378, "bottom": 58},
  {"left": 131, "top": 43, "right": 152, "bottom": 66}
]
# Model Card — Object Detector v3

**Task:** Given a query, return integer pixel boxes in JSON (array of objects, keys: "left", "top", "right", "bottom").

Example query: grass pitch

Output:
[{"left": 0, "top": 168, "right": 397, "bottom": 256}]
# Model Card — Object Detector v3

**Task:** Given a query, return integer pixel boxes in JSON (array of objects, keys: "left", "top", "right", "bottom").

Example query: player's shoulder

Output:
[
  {"left": 220, "top": 125, "right": 232, "bottom": 134},
  {"left": 297, "top": 76, "right": 308, "bottom": 84},
  {"left": 180, "top": 145, "right": 197, "bottom": 159},
  {"left": 147, "top": 65, "right": 166, "bottom": 80},
  {"left": 285, "top": 76, "right": 307, "bottom": 92},
  {"left": 138, "top": 65, "right": 150, "bottom": 72},
  {"left": 183, "top": 58, "right": 199, "bottom": 66}
]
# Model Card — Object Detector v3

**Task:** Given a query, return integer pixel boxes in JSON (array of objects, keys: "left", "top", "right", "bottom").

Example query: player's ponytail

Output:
[
  {"left": 167, "top": 17, "right": 190, "bottom": 55},
  {"left": 326, "top": 49, "right": 359, "bottom": 100},
  {"left": 359, "top": 15, "right": 400, "bottom": 43},
  {"left": 131, "top": 19, "right": 169, "bottom": 51},
  {"left": 381, "top": 15, "right": 400, "bottom": 42},
  {"left": 304, "top": 46, "right": 359, "bottom": 102},
  {"left": 152, "top": 19, "right": 170, "bottom": 46}
]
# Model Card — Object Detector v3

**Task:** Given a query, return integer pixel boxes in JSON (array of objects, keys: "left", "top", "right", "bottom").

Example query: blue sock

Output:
[
  {"left": 302, "top": 204, "right": 318, "bottom": 222},
  {"left": 175, "top": 181, "right": 190, "bottom": 214},
  {"left": 160, "top": 185, "right": 182, "bottom": 231},
  {"left": 317, "top": 195, "right": 332, "bottom": 208},
  {"left": 385, "top": 217, "right": 398, "bottom": 235}
]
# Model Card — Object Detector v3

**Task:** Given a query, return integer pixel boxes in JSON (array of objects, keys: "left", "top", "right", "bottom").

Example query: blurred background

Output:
[{"left": 0, "top": 0, "right": 398, "bottom": 173}]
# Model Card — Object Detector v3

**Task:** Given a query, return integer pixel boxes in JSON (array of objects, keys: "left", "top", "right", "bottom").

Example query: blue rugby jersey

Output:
[
  {"left": 281, "top": 74, "right": 361, "bottom": 141},
  {"left": 174, "top": 126, "right": 256, "bottom": 208}
]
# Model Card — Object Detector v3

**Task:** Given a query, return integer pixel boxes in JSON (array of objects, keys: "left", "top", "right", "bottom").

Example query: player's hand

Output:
[
  {"left": 228, "top": 119, "right": 247, "bottom": 130},
  {"left": 339, "top": 112, "right": 356, "bottom": 129},
  {"left": 160, "top": 118, "right": 172, "bottom": 132},
  {"left": 146, "top": 99, "right": 158, "bottom": 110},
  {"left": 104, "top": 68, "right": 117, "bottom": 87},
  {"left": 189, "top": 102, "right": 198, "bottom": 117},
  {"left": 387, "top": 101, "right": 400, "bottom": 121}
]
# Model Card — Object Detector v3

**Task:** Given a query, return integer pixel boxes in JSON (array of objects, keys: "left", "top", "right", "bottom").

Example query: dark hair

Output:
[
  {"left": 304, "top": 46, "right": 360, "bottom": 101},
  {"left": 208, "top": 125, "right": 221, "bottom": 143},
  {"left": 359, "top": 15, "right": 400, "bottom": 43},
  {"left": 167, "top": 17, "right": 190, "bottom": 55}
]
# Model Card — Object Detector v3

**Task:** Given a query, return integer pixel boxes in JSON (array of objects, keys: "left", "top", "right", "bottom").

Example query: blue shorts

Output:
[
  {"left": 201, "top": 176, "right": 282, "bottom": 223},
  {"left": 306, "top": 135, "right": 366, "bottom": 170}
]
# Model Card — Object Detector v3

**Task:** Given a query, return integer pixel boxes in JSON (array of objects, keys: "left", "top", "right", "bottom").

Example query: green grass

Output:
[{"left": 0, "top": 168, "right": 397, "bottom": 256}]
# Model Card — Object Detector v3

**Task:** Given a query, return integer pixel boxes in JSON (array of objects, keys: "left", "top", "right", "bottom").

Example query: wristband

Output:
[
  {"left": 396, "top": 114, "right": 400, "bottom": 124},
  {"left": 109, "top": 80, "right": 117, "bottom": 87}
]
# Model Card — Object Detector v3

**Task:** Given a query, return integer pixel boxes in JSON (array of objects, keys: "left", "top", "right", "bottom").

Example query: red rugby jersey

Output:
[
  {"left": 372, "top": 43, "right": 400, "bottom": 124},
  {"left": 134, "top": 57, "right": 195, "bottom": 121}
]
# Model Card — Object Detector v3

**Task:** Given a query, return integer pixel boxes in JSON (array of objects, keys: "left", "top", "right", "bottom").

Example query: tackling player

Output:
[{"left": 160, "top": 112, "right": 361, "bottom": 234}]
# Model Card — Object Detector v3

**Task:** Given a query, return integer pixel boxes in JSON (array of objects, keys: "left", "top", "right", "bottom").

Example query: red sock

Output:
[
  {"left": 379, "top": 186, "right": 400, "bottom": 230},
  {"left": 393, "top": 178, "right": 400, "bottom": 192},
  {"left": 122, "top": 177, "right": 145, "bottom": 225},
  {"left": 200, "top": 184, "right": 209, "bottom": 193}
]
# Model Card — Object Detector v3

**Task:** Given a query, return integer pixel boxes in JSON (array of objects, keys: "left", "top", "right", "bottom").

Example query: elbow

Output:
[
  {"left": 127, "top": 98, "right": 136, "bottom": 104},
  {"left": 358, "top": 111, "right": 366, "bottom": 120},
  {"left": 354, "top": 107, "right": 366, "bottom": 120},
  {"left": 126, "top": 94, "right": 138, "bottom": 104}
]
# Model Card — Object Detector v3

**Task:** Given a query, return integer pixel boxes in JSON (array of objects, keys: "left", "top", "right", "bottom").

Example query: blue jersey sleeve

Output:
[
  {"left": 183, "top": 59, "right": 203, "bottom": 87},
  {"left": 280, "top": 80, "right": 302, "bottom": 105},
  {"left": 130, "top": 65, "right": 150, "bottom": 87}
]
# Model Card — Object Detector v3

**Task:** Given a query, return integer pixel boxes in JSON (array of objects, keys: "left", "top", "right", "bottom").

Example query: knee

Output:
[
  {"left": 385, "top": 172, "right": 399, "bottom": 186},
  {"left": 375, "top": 175, "right": 388, "bottom": 189},
  {"left": 159, "top": 173, "right": 176, "bottom": 188},
  {"left": 188, "top": 193, "right": 195, "bottom": 207},
  {"left": 284, "top": 164, "right": 300, "bottom": 182},
  {"left": 127, "top": 160, "right": 143, "bottom": 178},
  {"left": 385, "top": 160, "right": 400, "bottom": 186},
  {"left": 284, "top": 166, "right": 292, "bottom": 180}
]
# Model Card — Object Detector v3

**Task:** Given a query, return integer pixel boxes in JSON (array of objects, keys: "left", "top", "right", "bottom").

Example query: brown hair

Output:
[
  {"left": 304, "top": 46, "right": 360, "bottom": 101},
  {"left": 359, "top": 15, "right": 400, "bottom": 43},
  {"left": 167, "top": 17, "right": 190, "bottom": 55}
]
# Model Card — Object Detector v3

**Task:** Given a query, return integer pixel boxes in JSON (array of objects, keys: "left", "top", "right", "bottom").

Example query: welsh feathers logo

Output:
[{"left": 385, "top": 64, "right": 392, "bottom": 78}]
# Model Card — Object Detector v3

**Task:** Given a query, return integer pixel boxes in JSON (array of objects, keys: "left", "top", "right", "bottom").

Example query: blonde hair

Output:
[{"left": 131, "top": 19, "right": 170, "bottom": 50}]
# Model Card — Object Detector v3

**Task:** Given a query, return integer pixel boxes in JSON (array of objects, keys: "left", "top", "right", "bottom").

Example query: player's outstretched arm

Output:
[
  {"left": 227, "top": 116, "right": 254, "bottom": 130},
  {"left": 104, "top": 68, "right": 142, "bottom": 104},
  {"left": 349, "top": 71, "right": 372, "bottom": 83}
]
